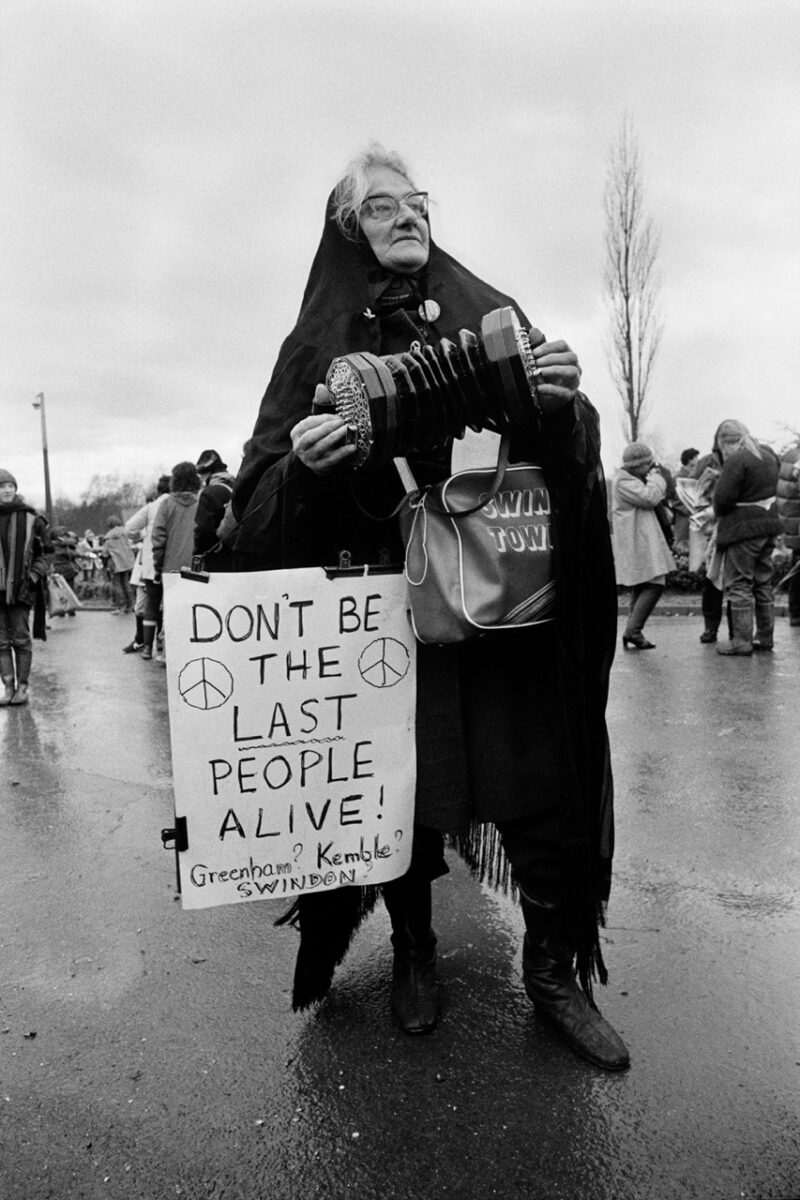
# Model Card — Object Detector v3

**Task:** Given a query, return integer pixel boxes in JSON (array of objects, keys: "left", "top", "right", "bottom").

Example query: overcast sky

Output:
[{"left": 3, "top": 0, "right": 799, "bottom": 507}]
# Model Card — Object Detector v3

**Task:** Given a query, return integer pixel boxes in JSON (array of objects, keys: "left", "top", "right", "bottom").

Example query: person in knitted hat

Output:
[
  {"left": 195, "top": 449, "right": 227, "bottom": 476},
  {"left": 611, "top": 443, "right": 676, "bottom": 649},
  {"left": 0, "top": 470, "right": 49, "bottom": 705},
  {"left": 194, "top": 450, "right": 235, "bottom": 572}
]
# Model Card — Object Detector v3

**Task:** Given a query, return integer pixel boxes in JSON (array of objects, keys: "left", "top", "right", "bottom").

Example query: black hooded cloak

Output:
[{"left": 232, "top": 194, "right": 619, "bottom": 1005}]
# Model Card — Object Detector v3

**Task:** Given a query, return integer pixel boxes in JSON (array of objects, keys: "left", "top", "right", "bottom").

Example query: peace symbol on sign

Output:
[
  {"left": 177, "top": 657, "right": 234, "bottom": 710},
  {"left": 357, "top": 637, "right": 410, "bottom": 689}
]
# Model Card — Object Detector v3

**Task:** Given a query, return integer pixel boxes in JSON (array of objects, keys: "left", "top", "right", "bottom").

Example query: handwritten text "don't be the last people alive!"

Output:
[{"left": 163, "top": 568, "right": 417, "bottom": 910}]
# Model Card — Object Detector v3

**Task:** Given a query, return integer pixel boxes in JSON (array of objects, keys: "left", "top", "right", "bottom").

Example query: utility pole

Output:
[{"left": 32, "top": 392, "right": 52, "bottom": 523}]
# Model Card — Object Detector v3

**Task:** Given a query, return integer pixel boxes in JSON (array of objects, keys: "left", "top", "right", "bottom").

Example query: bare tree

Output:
[
  {"left": 604, "top": 117, "right": 663, "bottom": 443},
  {"left": 81, "top": 472, "right": 147, "bottom": 508}
]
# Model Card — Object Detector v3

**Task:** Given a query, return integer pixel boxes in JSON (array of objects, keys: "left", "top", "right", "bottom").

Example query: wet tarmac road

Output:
[{"left": 1, "top": 612, "right": 799, "bottom": 1200}]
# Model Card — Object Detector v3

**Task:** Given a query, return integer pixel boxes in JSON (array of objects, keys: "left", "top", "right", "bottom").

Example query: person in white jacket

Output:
[
  {"left": 123, "top": 475, "right": 170, "bottom": 656},
  {"left": 611, "top": 442, "right": 676, "bottom": 649}
]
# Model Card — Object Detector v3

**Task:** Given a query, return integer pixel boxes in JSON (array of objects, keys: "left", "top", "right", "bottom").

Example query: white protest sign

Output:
[{"left": 162, "top": 568, "right": 416, "bottom": 910}]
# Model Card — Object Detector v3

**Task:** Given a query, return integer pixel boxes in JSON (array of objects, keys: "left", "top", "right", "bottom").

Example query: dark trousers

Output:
[
  {"left": 0, "top": 602, "right": 32, "bottom": 655},
  {"left": 142, "top": 578, "right": 164, "bottom": 625},
  {"left": 723, "top": 537, "right": 775, "bottom": 608},
  {"left": 113, "top": 570, "right": 134, "bottom": 611},
  {"left": 701, "top": 579, "right": 723, "bottom": 627}
]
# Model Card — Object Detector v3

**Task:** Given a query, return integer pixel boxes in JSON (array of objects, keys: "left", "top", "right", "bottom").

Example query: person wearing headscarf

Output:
[
  {"left": 711, "top": 420, "right": 781, "bottom": 655},
  {"left": 230, "top": 143, "right": 628, "bottom": 1070},
  {"left": 611, "top": 443, "right": 676, "bottom": 649},
  {"left": 0, "top": 469, "right": 49, "bottom": 705}
]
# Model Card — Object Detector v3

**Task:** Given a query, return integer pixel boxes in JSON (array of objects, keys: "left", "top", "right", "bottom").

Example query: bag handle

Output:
[{"left": 394, "top": 434, "right": 510, "bottom": 518}]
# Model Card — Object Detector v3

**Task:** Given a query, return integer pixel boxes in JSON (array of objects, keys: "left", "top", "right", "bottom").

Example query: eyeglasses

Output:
[{"left": 360, "top": 191, "right": 429, "bottom": 222}]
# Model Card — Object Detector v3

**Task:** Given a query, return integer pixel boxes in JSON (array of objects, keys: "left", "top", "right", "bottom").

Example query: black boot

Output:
[
  {"left": 139, "top": 623, "right": 156, "bottom": 661},
  {"left": 520, "top": 893, "right": 630, "bottom": 1071},
  {"left": 383, "top": 878, "right": 438, "bottom": 1035},
  {"left": 700, "top": 582, "right": 723, "bottom": 642}
]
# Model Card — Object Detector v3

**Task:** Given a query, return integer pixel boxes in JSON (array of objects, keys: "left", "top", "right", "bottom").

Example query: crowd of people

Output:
[
  {"left": 0, "top": 450, "right": 236, "bottom": 696},
  {"left": 2, "top": 142, "right": 798, "bottom": 1076},
  {"left": 116, "top": 451, "right": 235, "bottom": 665},
  {"left": 611, "top": 422, "right": 797, "bottom": 654}
]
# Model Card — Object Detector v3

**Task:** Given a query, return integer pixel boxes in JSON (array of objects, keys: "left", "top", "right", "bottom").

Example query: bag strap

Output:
[{"left": 394, "top": 434, "right": 511, "bottom": 519}]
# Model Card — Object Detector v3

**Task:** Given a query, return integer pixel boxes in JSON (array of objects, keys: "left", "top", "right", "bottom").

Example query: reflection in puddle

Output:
[{"left": 715, "top": 889, "right": 795, "bottom": 917}]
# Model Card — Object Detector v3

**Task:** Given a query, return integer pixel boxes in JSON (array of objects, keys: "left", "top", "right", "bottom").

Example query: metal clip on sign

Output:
[
  {"left": 180, "top": 557, "right": 210, "bottom": 583},
  {"left": 323, "top": 548, "right": 400, "bottom": 579},
  {"left": 161, "top": 817, "right": 189, "bottom": 894}
]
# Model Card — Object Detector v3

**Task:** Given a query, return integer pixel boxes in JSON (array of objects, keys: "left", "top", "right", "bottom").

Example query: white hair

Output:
[{"left": 332, "top": 141, "right": 416, "bottom": 238}]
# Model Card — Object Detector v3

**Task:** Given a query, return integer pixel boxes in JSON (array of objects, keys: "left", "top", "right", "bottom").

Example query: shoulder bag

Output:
[{"left": 396, "top": 435, "right": 556, "bottom": 644}]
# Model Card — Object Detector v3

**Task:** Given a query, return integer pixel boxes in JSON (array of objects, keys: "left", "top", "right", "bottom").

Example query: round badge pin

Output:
[{"left": 418, "top": 300, "right": 441, "bottom": 323}]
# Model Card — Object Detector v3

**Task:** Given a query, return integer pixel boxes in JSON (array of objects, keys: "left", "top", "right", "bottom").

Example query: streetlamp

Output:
[{"left": 32, "top": 392, "right": 52, "bottom": 523}]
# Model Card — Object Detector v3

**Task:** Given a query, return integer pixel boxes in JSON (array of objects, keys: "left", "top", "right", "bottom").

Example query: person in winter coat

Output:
[
  {"left": 776, "top": 442, "right": 800, "bottom": 627},
  {"left": 49, "top": 527, "right": 79, "bottom": 588},
  {"left": 611, "top": 443, "right": 676, "bottom": 649},
  {"left": 124, "top": 475, "right": 171, "bottom": 658},
  {"left": 229, "top": 143, "right": 628, "bottom": 1071},
  {"left": 0, "top": 469, "right": 49, "bottom": 705},
  {"left": 102, "top": 516, "right": 136, "bottom": 613},
  {"left": 151, "top": 462, "right": 201, "bottom": 581},
  {"left": 712, "top": 420, "right": 781, "bottom": 655},
  {"left": 76, "top": 530, "right": 102, "bottom": 587},
  {"left": 47, "top": 526, "right": 80, "bottom": 618},
  {"left": 193, "top": 449, "right": 235, "bottom": 572}
]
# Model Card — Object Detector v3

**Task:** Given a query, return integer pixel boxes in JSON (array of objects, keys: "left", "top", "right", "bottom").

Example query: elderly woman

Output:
[
  {"left": 611, "top": 443, "right": 675, "bottom": 649},
  {"left": 711, "top": 420, "right": 781, "bottom": 655},
  {"left": 231, "top": 144, "right": 628, "bottom": 1070}
]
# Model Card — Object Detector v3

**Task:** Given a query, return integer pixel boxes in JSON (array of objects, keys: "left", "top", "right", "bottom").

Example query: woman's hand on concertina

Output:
[
  {"left": 528, "top": 328, "right": 581, "bottom": 409},
  {"left": 291, "top": 387, "right": 357, "bottom": 474}
]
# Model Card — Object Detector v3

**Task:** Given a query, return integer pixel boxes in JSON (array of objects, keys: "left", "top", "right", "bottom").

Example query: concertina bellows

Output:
[{"left": 322, "top": 307, "right": 557, "bottom": 644}]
